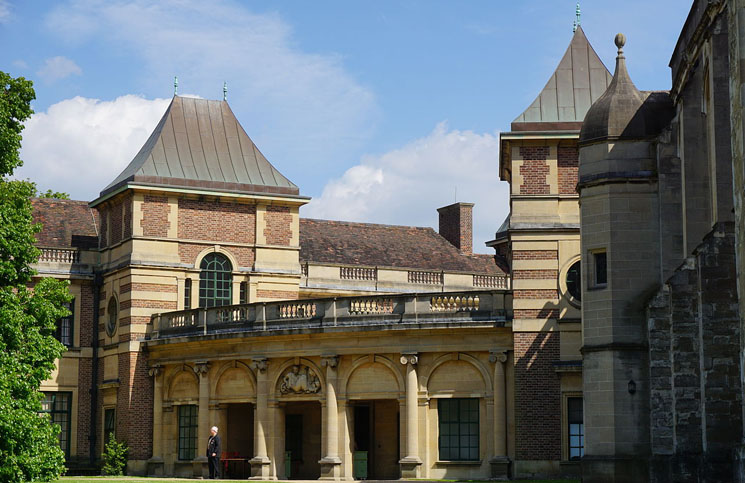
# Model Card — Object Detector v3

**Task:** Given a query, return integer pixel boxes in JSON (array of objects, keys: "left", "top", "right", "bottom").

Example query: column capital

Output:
[
  {"left": 489, "top": 350, "right": 508, "bottom": 364},
  {"left": 148, "top": 364, "right": 164, "bottom": 378},
  {"left": 400, "top": 353, "right": 418, "bottom": 365},
  {"left": 193, "top": 361, "right": 210, "bottom": 376},
  {"left": 252, "top": 357, "right": 268, "bottom": 374},
  {"left": 321, "top": 355, "right": 339, "bottom": 368}
]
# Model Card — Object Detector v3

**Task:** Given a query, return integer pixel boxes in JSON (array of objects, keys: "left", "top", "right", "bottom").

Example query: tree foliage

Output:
[
  {"left": 36, "top": 189, "right": 70, "bottom": 200},
  {"left": 0, "top": 71, "right": 70, "bottom": 482}
]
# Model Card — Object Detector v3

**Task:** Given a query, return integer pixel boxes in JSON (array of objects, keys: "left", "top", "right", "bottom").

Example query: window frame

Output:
[
  {"left": 178, "top": 404, "right": 198, "bottom": 461},
  {"left": 41, "top": 391, "right": 72, "bottom": 458},
  {"left": 437, "top": 397, "right": 480, "bottom": 462},
  {"left": 103, "top": 407, "right": 116, "bottom": 446},
  {"left": 199, "top": 253, "right": 233, "bottom": 308},
  {"left": 567, "top": 396, "right": 584, "bottom": 461},
  {"left": 588, "top": 249, "right": 608, "bottom": 289},
  {"left": 184, "top": 278, "right": 192, "bottom": 310},
  {"left": 55, "top": 299, "right": 75, "bottom": 347}
]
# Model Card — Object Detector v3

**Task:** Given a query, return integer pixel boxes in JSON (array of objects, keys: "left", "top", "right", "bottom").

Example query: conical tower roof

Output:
[
  {"left": 512, "top": 26, "right": 613, "bottom": 131},
  {"left": 94, "top": 96, "right": 301, "bottom": 204}
]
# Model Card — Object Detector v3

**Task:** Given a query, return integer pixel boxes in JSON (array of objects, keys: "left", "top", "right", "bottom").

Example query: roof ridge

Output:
[{"left": 301, "top": 217, "right": 437, "bottom": 231}]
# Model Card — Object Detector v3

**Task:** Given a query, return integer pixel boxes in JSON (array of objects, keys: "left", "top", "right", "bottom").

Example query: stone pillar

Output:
[
  {"left": 193, "top": 362, "right": 210, "bottom": 478},
  {"left": 399, "top": 353, "right": 422, "bottom": 478},
  {"left": 250, "top": 358, "right": 273, "bottom": 479},
  {"left": 489, "top": 350, "right": 510, "bottom": 479},
  {"left": 147, "top": 365, "right": 164, "bottom": 476},
  {"left": 320, "top": 356, "right": 342, "bottom": 480}
]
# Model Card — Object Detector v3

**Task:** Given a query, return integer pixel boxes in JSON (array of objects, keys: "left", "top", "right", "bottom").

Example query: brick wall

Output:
[
  {"left": 76, "top": 357, "right": 92, "bottom": 458},
  {"left": 110, "top": 200, "right": 123, "bottom": 246},
  {"left": 142, "top": 195, "right": 169, "bottom": 238},
  {"left": 514, "top": 309, "right": 560, "bottom": 319},
  {"left": 557, "top": 146, "right": 578, "bottom": 195},
  {"left": 519, "top": 146, "right": 550, "bottom": 195},
  {"left": 179, "top": 243, "right": 255, "bottom": 268},
  {"left": 99, "top": 209, "right": 108, "bottom": 248},
  {"left": 178, "top": 198, "right": 256, "bottom": 243},
  {"left": 117, "top": 351, "right": 153, "bottom": 460},
  {"left": 256, "top": 289, "right": 297, "bottom": 300},
  {"left": 79, "top": 283, "right": 95, "bottom": 347},
  {"left": 437, "top": 203, "right": 473, "bottom": 254},
  {"left": 514, "top": 289, "right": 559, "bottom": 299},
  {"left": 513, "top": 269, "right": 558, "bottom": 280},
  {"left": 513, "top": 250, "right": 557, "bottom": 260},
  {"left": 264, "top": 205, "right": 292, "bottom": 246},
  {"left": 123, "top": 194, "right": 133, "bottom": 240},
  {"left": 514, "top": 331, "right": 561, "bottom": 461}
]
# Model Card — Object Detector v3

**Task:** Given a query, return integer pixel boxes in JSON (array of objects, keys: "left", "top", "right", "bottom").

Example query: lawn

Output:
[{"left": 55, "top": 478, "right": 580, "bottom": 483}]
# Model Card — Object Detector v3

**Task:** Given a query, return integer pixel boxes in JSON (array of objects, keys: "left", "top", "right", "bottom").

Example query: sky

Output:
[{"left": 0, "top": 0, "right": 691, "bottom": 252}]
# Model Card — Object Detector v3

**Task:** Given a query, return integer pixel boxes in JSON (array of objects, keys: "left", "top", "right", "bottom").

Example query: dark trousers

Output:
[{"left": 208, "top": 456, "right": 221, "bottom": 479}]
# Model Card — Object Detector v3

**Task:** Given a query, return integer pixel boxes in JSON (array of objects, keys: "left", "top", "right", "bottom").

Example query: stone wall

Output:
[{"left": 647, "top": 223, "right": 742, "bottom": 483}]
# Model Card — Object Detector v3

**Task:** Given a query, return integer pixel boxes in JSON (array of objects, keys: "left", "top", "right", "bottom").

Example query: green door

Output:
[{"left": 353, "top": 451, "right": 368, "bottom": 479}]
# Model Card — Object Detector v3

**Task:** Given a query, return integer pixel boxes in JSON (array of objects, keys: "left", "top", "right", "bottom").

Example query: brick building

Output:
[{"left": 34, "top": 94, "right": 527, "bottom": 480}]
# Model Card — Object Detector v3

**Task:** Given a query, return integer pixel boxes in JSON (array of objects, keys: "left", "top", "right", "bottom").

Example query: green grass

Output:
[{"left": 55, "top": 478, "right": 580, "bottom": 483}]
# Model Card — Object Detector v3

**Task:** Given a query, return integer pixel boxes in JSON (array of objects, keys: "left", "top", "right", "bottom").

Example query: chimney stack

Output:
[{"left": 437, "top": 202, "right": 474, "bottom": 255}]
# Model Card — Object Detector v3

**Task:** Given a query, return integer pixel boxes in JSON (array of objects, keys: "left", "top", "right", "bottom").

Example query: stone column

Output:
[
  {"left": 147, "top": 365, "right": 164, "bottom": 476},
  {"left": 193, "top": 362, "right": 210, "bottom": 478},
  {"left": 489, "top": 350, "right": 510, "bottom": 478},
  {"left": 250, "top": 358, "right": 273, "bottom": 479},
  {"left": 320, "top": 356, "right": 341, "bottom": 480},
  {"left": 399, "top": 353, "right": 422, "bottom": 478}
]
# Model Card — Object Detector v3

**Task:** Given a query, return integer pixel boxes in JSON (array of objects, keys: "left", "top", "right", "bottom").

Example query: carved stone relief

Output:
[{"left": 279, "top": 365, "right": 321, "bottom": 394}]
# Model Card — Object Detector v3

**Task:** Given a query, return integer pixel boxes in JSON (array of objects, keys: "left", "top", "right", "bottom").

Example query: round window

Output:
[
  {"left": 565, "top": 261, "right": 581, "bottom": 303},
  {"left": 106, "top": 296, "right": 118, "bottom": 337}
]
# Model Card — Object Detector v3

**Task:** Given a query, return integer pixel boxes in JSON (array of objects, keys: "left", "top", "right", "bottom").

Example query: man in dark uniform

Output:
[{"left": 207, "top": 426, "right": 222, "bottom": 479}]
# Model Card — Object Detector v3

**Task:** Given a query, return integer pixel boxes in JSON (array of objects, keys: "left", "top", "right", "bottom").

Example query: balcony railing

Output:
[
  {"left": 340, "top": 266, "right": 377, "bottom": 281},
  {"left": 151, "top": 290, "right": 510, "bottom": 340},
  {"left": 38, "top": 247, "right": 80, "bottom": 264},
  {"left": 473, "top": 274, "right": 508, "bottom": 289},
  {"left": 408, "top": 270, "right": 443, "bottom": 285}
]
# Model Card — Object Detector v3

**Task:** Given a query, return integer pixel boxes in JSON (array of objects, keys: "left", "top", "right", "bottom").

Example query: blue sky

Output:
[{"left": 0, "top": 0, "right": 690, "bottom": 251}]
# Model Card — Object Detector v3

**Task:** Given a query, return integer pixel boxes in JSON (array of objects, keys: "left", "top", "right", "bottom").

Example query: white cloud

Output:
[
  {"left": 16, "top": 95, "right": 170, "bottom": 200},
  {"left": 12, "top": 59, "right": 28, "bottom": 70},
  {"left": 0, "top": 1, "right": 10, "bottom": 23},
  {"left": 37, "top": 56, "right": 82, "bottom": 82},
  {"left": 45, "top": 0, "right": 377, "bottom": 184},
  {"left": 303, "top": 122, "right": 509, "bottom": 253}
]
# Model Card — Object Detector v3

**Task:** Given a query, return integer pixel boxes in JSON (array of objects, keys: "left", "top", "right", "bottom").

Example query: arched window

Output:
[{"left": 199, "top": 253, "right": 233, "bottom": 308}]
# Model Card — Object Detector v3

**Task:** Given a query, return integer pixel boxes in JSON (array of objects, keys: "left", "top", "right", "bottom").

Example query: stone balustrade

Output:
[
  {"left": 152, "top": 290, "right": 511, "bottom": 339},
  {"left": 38, "top": 247, "right": 80, "bottom": 264}
]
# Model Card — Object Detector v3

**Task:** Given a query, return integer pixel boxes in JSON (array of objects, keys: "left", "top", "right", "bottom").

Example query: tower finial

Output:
[
  {"left": 573, "top": 2, "right": 581, "bottom": 33},
  {"left": 223, "top": 81, "right": 227, "bottom": 101},
  {"left": 174, "top": 76, "right": 178, "bottom": 96}
]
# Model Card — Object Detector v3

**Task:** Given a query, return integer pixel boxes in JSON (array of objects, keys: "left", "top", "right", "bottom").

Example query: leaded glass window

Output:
[
  {"left": 199, "top": 253, "right": 232, "bottom": 308},
  {"left": 41, "top": 392, "right": 72, "bottom": 458},
  {"left": 568, "top": 397, "right": 584, "bottom": 460},
  {"left": 438, "top": 398, "right": 479, "bottom": 461},
  {"left": 184, "top": 278, "right": 192, "bottom": 309},
  {"left": 104, "top": 408, "right": 116, "bottom": 445},
  {"left": 55, "top": 299, "right": 74, "bottom": 347},
  {"left": 178, "top": 405, "right": 198, "bottom": 460}
]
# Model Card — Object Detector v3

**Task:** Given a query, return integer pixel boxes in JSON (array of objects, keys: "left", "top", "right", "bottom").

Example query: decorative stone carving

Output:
[
  {"left": 279, "top": 365, "right": 321, "bottom": 394},
  {"left": 321, "top": 355, "right": 339, "bottom": 368},
  {"left": 193, "top": 361, "right": 210, "bottom": 377},
  {"left": 148, "top": 365, "right": 163, "bottom": 378},
  {"left": 400, "top": 353, "right": 418, "bottom": 365},
  {"left": 489, "top": 350, "right": 508, "bottom": 364},
  {"left": 252, "top": 358, "right": 268, "bottom": 374}
]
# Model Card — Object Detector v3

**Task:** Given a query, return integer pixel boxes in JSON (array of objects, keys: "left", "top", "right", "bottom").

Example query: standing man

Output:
[{"left": 207, "top": 426, "right": 222, "bottom": 479}]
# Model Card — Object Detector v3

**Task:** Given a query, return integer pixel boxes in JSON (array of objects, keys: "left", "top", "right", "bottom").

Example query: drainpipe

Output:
[{"left": 89, "top": 271, "right": 102, "bottom": 465}]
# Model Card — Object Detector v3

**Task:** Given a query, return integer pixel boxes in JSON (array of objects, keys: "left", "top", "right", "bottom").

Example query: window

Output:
[
  {"left": 106, "top": 296, "right": 118, "bottom": 337},
  {"left": 199, "top": 253, "right": 232, "bottom": 308},
  {"left": 593, "top": 251, "right": 607, "bottom": 286},
  {"left": 565, "top": 261, "right": 581, "bottom": 302},
  {"left": 438, "top": 398, "right": 479, "bottom": 461},
  {"left": 184, "top": 278, "right": 192, "bottom": 309},
  {"left": 55, "top": 299, "right": 74, "bottom": 347},
  {"left": 178, "top": 405, "right": 198, "bottom": 460},
  {"left": 568, "top": 397, "right": 584, "bottom": 460},
  {"left": 41, "top": 392, "right": 72, "bottom": 458},
  {"left": 240, "top": 281, "right": 248, "bottom": 305},
  {"left": 104, "top": 408, "right": 116, "bottom": 445}
]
